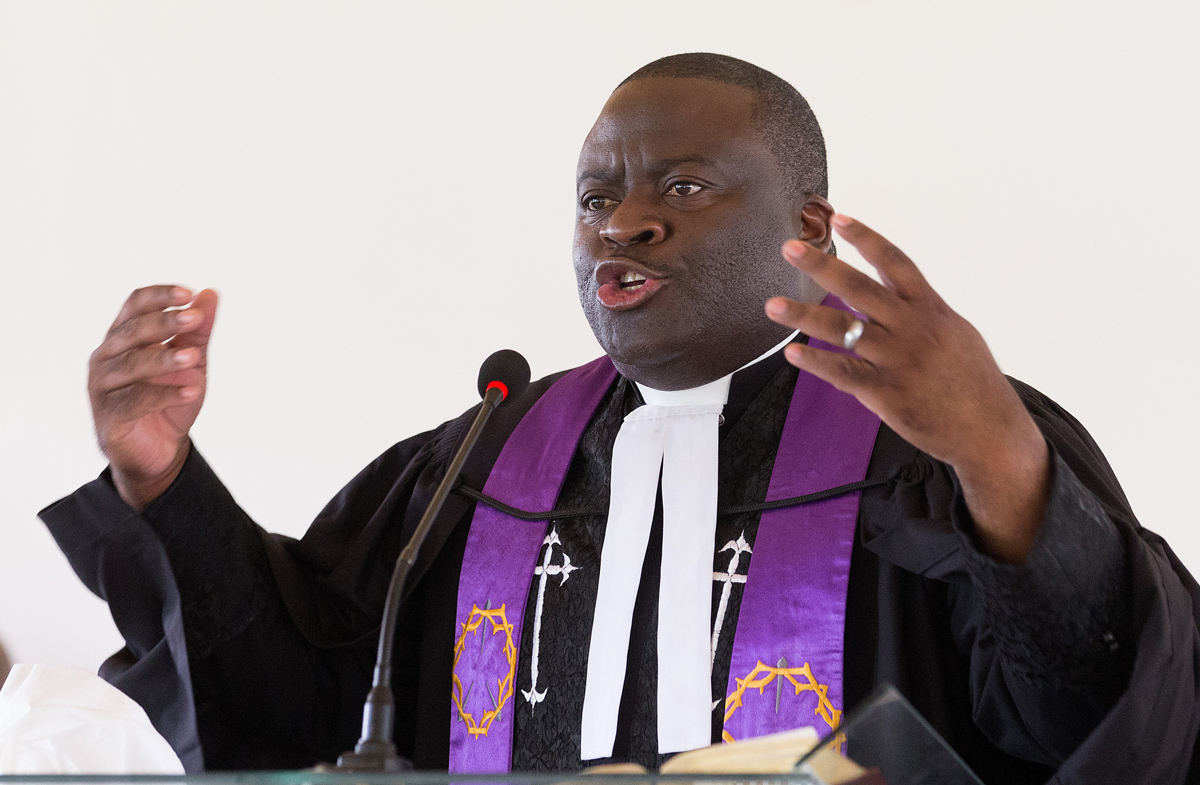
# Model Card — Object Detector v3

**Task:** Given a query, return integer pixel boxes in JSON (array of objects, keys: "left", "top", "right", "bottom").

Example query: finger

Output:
[
  {"left": 781, "top": 340, "right": 876, "bottom": 396},
  {"left": 781, "top": 240, "right": 893, "bottom": 320},
  {"left": 99, "top": 381, "right": 202, "bottom": 421},
  {"left": 172, "top": 289, "right": 219, "bottom": 349},
  {"left": 92, "top": 344, "right": 205, "bottom": 394},
  {"left": 109, "top": 286, "right": 193, "bottom": 334},
  {"left": 765, "top": 298, "right": 881, "bottom": 360},
  {"left": 830, "top": 214, "right": 930, "bottom": 299},
  {"left": 96, "top": 307, "right": 205, "bottom": 361}
]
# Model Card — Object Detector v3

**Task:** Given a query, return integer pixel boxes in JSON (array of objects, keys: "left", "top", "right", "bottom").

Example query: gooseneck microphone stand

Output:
[{"left": 336, "top": 350, "right": 530, "bottom": 772}]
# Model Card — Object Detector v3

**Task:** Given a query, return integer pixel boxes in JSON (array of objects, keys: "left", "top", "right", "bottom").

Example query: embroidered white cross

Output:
[
  {"left": 709, "top": 532, "right": 752, "bottom": 711},
  {"left": 522, "top": 525, "right": 577, "bottom": 713},
  {"left": 711, "top": 532, "right": 752, "bottom": 668}
]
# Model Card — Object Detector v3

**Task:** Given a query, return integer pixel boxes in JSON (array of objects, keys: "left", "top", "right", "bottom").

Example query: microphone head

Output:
[{"left": 477, "top": 349, "right": 531, "bottom": 404}]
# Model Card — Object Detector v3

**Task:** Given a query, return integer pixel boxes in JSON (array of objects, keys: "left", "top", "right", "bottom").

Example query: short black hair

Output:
[{"left": 618, "top": 53, "right": 828, "bottom": 199}]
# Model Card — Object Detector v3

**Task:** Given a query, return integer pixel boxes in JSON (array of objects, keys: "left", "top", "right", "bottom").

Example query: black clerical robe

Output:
[{"left": 40, "top": 353, "right": 1200, "bottom": 783}]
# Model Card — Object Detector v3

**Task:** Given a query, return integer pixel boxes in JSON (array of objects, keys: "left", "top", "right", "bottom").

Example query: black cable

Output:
[{"left": 453, "top": 472, "right": 901, "bottom": 522}]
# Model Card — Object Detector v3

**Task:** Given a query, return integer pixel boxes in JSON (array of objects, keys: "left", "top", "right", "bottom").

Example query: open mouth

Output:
[
  {"left": 619, "top": 271, "right": 648, "bottom": 290},
  {"left": 595, "top": 261, "right": 666, "bottom": 311}
]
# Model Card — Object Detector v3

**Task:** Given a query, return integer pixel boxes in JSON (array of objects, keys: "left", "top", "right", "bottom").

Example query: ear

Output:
[{"left": 791, "top": 194, "right": 835, "bottom": 252}]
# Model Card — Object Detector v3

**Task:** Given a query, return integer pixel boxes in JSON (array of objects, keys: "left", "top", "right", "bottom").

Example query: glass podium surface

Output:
[
  {"left": 796, "top": 685, "right": 983, "bottom": 785},
  {"left": 0, "top": 686, "right": 981, "bottom": 785}
]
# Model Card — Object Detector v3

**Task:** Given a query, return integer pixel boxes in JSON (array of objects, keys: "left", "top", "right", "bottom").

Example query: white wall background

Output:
[{"left": 1, "top": 1, "right": 1197, "bottom": 672}]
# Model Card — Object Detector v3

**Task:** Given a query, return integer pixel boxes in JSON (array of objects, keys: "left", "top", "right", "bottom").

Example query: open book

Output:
[{"left": 585, "top": 726, "right": 885, "bottom": 784}]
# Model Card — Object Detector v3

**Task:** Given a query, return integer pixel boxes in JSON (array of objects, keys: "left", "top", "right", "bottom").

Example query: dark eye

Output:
[
  {"left": 667, "top": 182, "right": 703, "bottom": 197},
  {"left": 584, "top": 195, "right": 617, "bottom": 211}
]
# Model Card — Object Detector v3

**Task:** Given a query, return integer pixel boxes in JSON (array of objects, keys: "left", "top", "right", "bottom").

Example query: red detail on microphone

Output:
[{"left": 486, "top": 380, "right": 509, "bottom": 401}]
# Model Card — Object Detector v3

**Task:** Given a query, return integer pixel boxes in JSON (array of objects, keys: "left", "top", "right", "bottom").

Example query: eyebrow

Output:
[
  {"left": 655, "top": 155, "right": 718, "bottom": 169},
  {"left": 577, "top": 154, "right": 720, "bottom": 184}
]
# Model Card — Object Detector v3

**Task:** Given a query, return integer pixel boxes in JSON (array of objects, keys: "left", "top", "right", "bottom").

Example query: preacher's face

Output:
[{"left": 573, "top": 77, "right": 819, "bottom": 391}]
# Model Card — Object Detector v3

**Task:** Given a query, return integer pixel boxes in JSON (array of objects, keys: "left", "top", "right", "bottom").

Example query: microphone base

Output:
[{"left": 335, "top": 740, "right": 413, "bottom": 772}]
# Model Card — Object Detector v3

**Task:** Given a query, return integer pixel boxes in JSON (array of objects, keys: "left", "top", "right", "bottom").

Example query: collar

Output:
[{"left": 634, "top": 330, "right": 800, "bottom": 407}]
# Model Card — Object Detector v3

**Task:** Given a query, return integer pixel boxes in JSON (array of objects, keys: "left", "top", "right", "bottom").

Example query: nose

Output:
[{"left": 598, "top": 194, "right": 666, "bottom": 248}]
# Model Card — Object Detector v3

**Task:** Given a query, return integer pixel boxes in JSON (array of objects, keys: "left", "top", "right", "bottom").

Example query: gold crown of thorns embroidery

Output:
[
  {"left": 722, "top": 659, "right": 841, "bottom": 744},
  {"left": 452, "top": 603, "right": 517, "bottom": 737}
]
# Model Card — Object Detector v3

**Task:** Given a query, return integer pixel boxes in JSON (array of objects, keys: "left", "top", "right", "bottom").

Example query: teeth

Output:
[{"left": 620, "top": 271, "right": 647, "bottom": 285}]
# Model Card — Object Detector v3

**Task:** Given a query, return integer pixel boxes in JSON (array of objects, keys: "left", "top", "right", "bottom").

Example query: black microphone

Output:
[{"left": 336, "top": 349, "right": 531, "bottom": 772}]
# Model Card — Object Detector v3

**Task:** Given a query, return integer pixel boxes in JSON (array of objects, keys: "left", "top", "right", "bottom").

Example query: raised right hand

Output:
[{"left": 88, "top": 286, "right": 218, "bottom": 510}]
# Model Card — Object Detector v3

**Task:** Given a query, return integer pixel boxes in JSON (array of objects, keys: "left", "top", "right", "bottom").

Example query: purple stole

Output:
[{"left": 448, "top": 310, "right": 881, "bottom": 772}]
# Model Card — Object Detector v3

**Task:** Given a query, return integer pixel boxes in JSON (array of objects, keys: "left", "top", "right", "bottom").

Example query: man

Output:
[
  {"left": 42, "top": 54, "right": 1200, "bottom": 782},
  {"left": 0, "top": 639, "right": 11, "bottom": 688}
]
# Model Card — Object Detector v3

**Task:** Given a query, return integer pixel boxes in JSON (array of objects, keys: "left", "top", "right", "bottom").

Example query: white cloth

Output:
[
  {"left": 0, "top": 664, "right": 184, "bottom": 774},
  {"left": 580, "top": 331, "right": 798, "bottom": 759}
]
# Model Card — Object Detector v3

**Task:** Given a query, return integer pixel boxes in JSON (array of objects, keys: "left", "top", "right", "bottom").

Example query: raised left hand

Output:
[{"left": 765, "top": 214, "right": 1050, "bottom": 564}]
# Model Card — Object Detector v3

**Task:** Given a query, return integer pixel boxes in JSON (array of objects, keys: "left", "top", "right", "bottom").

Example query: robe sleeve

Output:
[
  {"left": 38, "top": 417, "right": 469, "bottom": 771},
  {"left": 954, "top": 380, "right": 1200, "bottom": 783},
  {"left": 863, "top": 379, "right": 1200, "bottom": 782},
  {"left": 946, "top": 446, "right": 1133, "bottom": 762}
]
